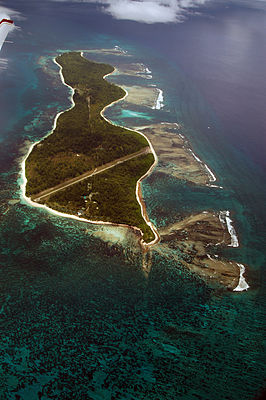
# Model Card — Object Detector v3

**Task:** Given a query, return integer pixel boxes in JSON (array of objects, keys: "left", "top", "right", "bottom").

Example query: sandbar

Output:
[{"left": 122, "top": 85, "right": 159, "bottom": 108}]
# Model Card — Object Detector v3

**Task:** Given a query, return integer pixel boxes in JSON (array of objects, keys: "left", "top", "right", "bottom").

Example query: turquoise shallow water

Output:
[
  {"left": 1, "top": 203, "right": 265, "bottom": 399},
  {"left": 0, "top": 1, "right": 265, "bottom": 398}
]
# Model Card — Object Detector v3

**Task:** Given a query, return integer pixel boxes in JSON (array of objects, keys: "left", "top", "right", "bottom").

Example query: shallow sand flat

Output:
[
  {"left": 158, "top": 211, "right": 241, "bottom": 290},
  {"left": 122, "top": 85, "right": 158, "bottom": 108},
  {"left": 138, "top": 123, "right": 210, "bottom": 185},
  {"left": 85, "top": 48, "right": 130, "bottom": 57},
  {"left": 115, "top": 63, "right": 151, "bottom": 77},
  {"left": 160, "top": 211, "right": 231, "bottom": 246}
]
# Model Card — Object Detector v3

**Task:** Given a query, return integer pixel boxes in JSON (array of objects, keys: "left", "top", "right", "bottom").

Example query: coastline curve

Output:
[{"left": 21, "top": 51, "right": 159, "bottom": 247}]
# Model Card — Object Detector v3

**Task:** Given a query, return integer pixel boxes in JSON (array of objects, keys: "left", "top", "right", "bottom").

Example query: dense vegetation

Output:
[
  {"left": 26, "top": 52, "right": 148, "bottom": 196},
  {"left": 25, "top": 52, "right": 155, "bottom": 242},
  {"left": 45, "top": 154, "right": 155, "bottom": 243}
]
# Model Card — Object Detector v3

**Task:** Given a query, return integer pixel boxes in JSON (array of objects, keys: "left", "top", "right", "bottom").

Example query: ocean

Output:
[{"left": 0, "top": 1, "right": 265, "bottom": 399}]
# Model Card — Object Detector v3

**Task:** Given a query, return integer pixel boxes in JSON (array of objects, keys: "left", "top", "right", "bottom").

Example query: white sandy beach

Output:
[
  {"left": 20, "top": 49, "right": 248, "bottom": 290},
  {"left": 21, "top": 52, "right": 159, "bottom": 247}
]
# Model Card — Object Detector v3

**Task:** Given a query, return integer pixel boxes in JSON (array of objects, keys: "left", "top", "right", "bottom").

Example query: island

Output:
[
  {"left": 24, "top": 49, "right": 249, "bottom": 291},
  {"left": 25, "top": 52, "right": 156, "bottom": 244}
]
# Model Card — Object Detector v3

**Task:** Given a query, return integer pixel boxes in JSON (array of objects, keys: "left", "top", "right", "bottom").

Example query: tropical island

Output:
[
  {"left": 25, "top": 52, "right": 156, "bottom": 244},
  {"left": 24, "top": 50, "right": 249, "bottom": 291}
]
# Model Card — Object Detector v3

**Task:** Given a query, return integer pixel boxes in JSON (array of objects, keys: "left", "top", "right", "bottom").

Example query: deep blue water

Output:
[{"left": 0, "top": 1, "right": 265, "bottom": 399}]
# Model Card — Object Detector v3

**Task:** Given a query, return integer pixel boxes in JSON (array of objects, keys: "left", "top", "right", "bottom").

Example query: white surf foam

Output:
[
  {"left": 114, "top": 45, "right": 128, "bottom": 55},
  {"left": 20, "top": 53, "right": 159, "bottom": 247},
  {"left": 233, "top": 263, "right": 249, "bottom": 291},
  {"left": 208, "top": 184, "right": 223, "bottom": 189},
  {"left": 152, "top": 88, "right": 164, "bottom": 110},
  {"left": 219, "top": 210, "right": 239, "bottom": 247},
  {"left": 204, "top": 163, "right": 216, "bottom": 182},
  {"left": 189, "top": 148, "right": 202, "bottom": 163},
  {"left": 188, "top": 148, "right": 217, "bottom": 183},
  {"left": 144, "top": 66, "right": 152, "bottom": 79}
]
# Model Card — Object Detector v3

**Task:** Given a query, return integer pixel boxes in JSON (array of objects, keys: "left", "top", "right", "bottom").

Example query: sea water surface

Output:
[{"left": 0, "top": 1, "right": 265, "bottom": 399}]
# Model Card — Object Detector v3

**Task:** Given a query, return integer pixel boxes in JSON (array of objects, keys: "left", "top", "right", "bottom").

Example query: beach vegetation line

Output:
[{"left": 25, "top": 52, "right": 156, "bottom": 243}]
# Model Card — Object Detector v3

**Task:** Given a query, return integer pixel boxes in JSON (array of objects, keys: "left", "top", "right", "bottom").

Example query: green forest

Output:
[
  {"left": 44, "top": 154, "right": 155, "bottom": 243},
  {"left": 26, "top": 52, "right": 155, "bottom": 243},
  {"left": 26, "top": 52, "right": 149, "bottom": 195}
]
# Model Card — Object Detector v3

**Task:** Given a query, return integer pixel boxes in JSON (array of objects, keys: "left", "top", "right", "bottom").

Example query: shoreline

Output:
[
  {"left": 20, "top": 52, "right": 160, "bottom": 248},
  {"left": 20, "top": 49, "right": 248, "bottom": 290},
  {"left": 133, "top": 122, "right": 249, "bottom": 291},
  {"left": 101, "top": 65, "right": 160, "bottom": 247}
]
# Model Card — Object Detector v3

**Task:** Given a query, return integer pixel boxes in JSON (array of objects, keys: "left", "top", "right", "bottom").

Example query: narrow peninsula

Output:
[{"left": 25, "top": 52, "right": 156, "bottom": 244}]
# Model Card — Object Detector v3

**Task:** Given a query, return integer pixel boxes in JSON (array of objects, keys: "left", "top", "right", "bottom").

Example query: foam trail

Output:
[
  {"left": 233, "top": 263, "right": 249, "bottom": 291},
  {"left": 219, "top": 210, "right": 239, "bottom": 247},
  {"left": 152, "top": 89, "right": 164, "bottom": 110}
]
